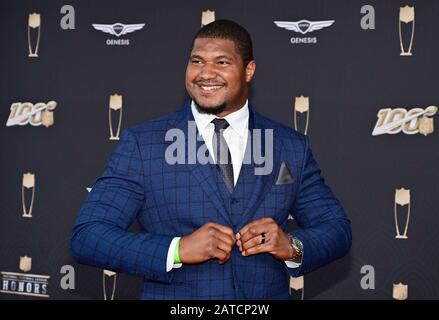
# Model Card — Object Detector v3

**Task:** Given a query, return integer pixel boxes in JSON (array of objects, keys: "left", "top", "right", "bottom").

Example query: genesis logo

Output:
[
  {"left": 92, "top": 23, "right": 145, "bottom": 45},
  {"left": 274, "top": 19, "right": 335, "bottom": 44}
]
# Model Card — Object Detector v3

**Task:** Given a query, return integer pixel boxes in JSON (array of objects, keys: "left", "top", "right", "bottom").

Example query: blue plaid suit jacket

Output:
[{"left": 71, "top": 101, "right": 351, "bottom": 300}]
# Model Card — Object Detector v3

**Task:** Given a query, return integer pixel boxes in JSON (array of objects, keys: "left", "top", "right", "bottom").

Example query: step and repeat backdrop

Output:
[{"left": 0, "top": 0, "right": 438, "bottom": 300}]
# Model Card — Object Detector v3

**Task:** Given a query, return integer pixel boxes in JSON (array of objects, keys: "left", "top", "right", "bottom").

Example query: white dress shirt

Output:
[{"left": 166, "top": 100, "right": 300, "bottom": 271}]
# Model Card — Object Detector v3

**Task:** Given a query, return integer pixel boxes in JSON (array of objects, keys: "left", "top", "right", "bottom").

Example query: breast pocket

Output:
[{"left": 264, "top": 182, "right": 296, "bottom": 214}]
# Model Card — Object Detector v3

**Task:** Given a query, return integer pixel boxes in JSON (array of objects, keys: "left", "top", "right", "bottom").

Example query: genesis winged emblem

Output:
[
  {"left": 92, "top": 23, "right": 145, "bottom": 37},
  {"left": 274, "top": 20, "right": 334, "bottom": 34}
]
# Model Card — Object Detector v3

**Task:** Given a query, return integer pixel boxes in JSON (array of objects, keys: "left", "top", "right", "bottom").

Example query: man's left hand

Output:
[{"left": 236, "top": 217, "right": 293, "bottom": 260}]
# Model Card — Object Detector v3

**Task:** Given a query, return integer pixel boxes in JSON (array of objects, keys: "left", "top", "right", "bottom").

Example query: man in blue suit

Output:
[{"left": 71, "top": 20, "right": 351, "bottom": 300}]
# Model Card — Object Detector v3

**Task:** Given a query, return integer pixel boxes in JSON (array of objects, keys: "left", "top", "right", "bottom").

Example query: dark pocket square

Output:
[{"left": 275, "top": 162, "right": 294, "bottom": 185}]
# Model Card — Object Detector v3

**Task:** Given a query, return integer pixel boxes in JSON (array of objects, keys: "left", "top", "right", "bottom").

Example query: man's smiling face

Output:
[{"left": 185, "top": 37, "right": 255, "bottom": 116}]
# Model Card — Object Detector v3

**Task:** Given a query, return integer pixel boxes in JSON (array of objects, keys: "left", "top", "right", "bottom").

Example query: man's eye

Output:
[
  {"left": 218, "top": 61, "right": 230, "bottom": 65},
  {"left": 191, "top": 59, "right": 202, "bottom": 64}
]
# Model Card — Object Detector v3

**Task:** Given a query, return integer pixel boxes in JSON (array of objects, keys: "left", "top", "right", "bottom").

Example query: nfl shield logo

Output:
[
  {"left": 201, "top": 10, "right": 215, "bottom": 27},
  {"left": 399, "top": 6, "right": 415, "bottom": 23},
  {"left": 295, "top": 96, "right": 309, "bottom": 113},
  {"left": 42, "top": 110, "right": 54, "bottom": 127},
  {"left": 393, "top": 283, "right": 408, "bottom": 300},
  {"left": 419, "top": 116, "right": 434, "bottom": 136},
  {"left": 289, "top": 276, "right": 304, "bottom": 291},
  {"left": 19, "top": 256, "right": 32, "bottom": 272},
  {"left": 28, "top": 13, "right": 41, "bottom": 28}
]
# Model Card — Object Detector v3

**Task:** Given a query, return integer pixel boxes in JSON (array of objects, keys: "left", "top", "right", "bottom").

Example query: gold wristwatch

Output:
[{"left": 287, "top": 235, "right": 303, "bottom": 264}]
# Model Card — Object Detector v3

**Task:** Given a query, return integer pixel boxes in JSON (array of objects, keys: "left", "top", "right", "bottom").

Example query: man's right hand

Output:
[{"left": 179, "top": 222, "right": 236, "bottom": 265}]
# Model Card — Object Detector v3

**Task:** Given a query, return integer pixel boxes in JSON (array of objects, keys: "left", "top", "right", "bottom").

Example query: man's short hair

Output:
[{"left": 192, "top": 19, "right": 254, "bottom": 67}]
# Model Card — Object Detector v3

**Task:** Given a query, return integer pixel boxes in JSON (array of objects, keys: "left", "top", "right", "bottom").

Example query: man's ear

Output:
[{"left": 245, "top": 60, "right": 256, "bottom": 82}]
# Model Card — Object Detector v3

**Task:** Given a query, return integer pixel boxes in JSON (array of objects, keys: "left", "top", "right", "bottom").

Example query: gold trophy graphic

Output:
[
  {"left": 103, "top": 269, "right": 117, "bottom": 300},
  {"left": 201, "top": 10, "right": 215, "bottom": 27},
  {"left": 394, "top": 188, "right": 411, "bottom": 239},
  {"left": 393, "top": 283, "right": 408, "bottom": 300},
  {"left": 109, "top": 94, "right": 123, "bottom": 141},
  {"left": 289, "top": 276, "right": 304, "bottom": 300},
  {"left": 28, "top": 13, "right": 41, "bottom": 57},
  {"left": 294, "top": 96, "right": 310, "bottom": 135},
  {"left": 22, "top": 173, "right": 35, "bottom": 219},
  {"left": 399, "top": 6, "right": 415, "bottom": 56}
]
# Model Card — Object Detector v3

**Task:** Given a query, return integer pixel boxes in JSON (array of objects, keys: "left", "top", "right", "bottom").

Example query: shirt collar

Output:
[{"left": 190, "top": 100, "right": 249, "bottom": 137}]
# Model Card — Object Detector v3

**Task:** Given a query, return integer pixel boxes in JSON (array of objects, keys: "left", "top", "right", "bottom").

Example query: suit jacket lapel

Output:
[
  {"left": 173, "top": 101, "right": 232, "bottom": 225},
  {"left": 237, "top": 105, "right": 281, "bottom": 229}
]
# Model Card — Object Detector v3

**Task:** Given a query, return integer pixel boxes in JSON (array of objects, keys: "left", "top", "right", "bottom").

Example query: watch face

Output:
[{"left": 292, "top": 238, "right": 303, "bottom": 252}]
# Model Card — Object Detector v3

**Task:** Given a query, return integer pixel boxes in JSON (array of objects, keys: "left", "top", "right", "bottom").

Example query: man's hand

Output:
[
  {"left": 179, "top": 222, "right": 236, "bottom": 265},
  {"left": 236, "top": 217, "right": 293, "bottom": 260}
]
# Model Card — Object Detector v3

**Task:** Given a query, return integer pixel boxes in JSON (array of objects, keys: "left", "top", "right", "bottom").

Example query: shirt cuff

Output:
[
  {"left": 166, "top": 237, "right": 183, "bottom": 272},
  {"left": 284, "top": 260, "right": 301, "bottom": 268}
]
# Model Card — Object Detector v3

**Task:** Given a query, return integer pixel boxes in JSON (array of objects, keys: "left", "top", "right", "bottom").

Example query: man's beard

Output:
[{"left": 194, "top": 100, "right": 227, "bottom": 115}]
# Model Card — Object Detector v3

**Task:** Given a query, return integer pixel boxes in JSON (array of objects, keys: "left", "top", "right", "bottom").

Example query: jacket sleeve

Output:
[
  {"left": 70, "top": 129, "right": 175, "bottom": 283},
  {"left": 287, "top": 136, "right": 352, "bottom": 277}
]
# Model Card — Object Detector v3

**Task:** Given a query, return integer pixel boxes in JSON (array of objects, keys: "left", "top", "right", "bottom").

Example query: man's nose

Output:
[{"left": 198, "top": 62, "right": 217, "bottom": 80}]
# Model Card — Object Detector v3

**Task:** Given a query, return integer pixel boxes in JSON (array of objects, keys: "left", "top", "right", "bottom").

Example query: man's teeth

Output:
[{"left": 200, "top": 85, "right": 223, "bottom": 90}]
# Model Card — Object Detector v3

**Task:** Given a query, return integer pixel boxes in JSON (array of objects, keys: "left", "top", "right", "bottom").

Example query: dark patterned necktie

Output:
[{"left": 211, "top": 118, "right": 234, "bottom": 193}]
